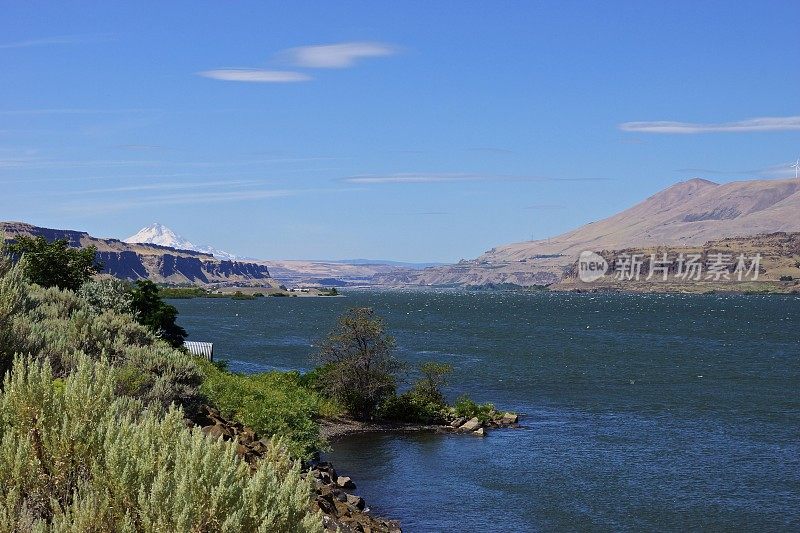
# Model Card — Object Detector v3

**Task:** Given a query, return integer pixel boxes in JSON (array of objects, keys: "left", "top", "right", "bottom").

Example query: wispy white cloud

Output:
[
  {"left": 58, "top": 187, "right": 358, "bottom": 216},
  {"left": 386, "top": 210, "right": 450, "bottom": 216},
  {"left": 282, "top": 42, "right": 398, "bottom": 68},
  {"left": 68, "top": 179, "right": 261, "bottom": 195},
  {"left": 619, "top": 116, "right": 800, "bottom": 134},
  {"left": 466, "top": 147, "right": 516, "bottom": 155},
  {"left": 113, "top": 144, "right": 165, "bottom": 151},
  {"left": 60, "top": 188, "right": 301, "bottom": 215},
  {"left": 199, "top": 41, "right": 397, "bottom": 84},
  {"left": 344, "top": 173, "right": 480, "bottom": 184},
  {"left": 342, "top": 173, "right": 610, "bottom": 184},
  {"left": 0, "top": 158, "right": 160, "bottom": 169},
  {"left": 524, "top": 204, "right": 566, "bottom": 210},
  {"left": 675, "top": 162, "right": 799, "bottom": 178},
  {"left": 0, "top": 108, "right": 153, "bottom": 115},
  {"left": 0, "top": 33, "right": 112, "bottom": 50},
  {"left": 198, "top": 69, "right": 311, "bottom": 83}
]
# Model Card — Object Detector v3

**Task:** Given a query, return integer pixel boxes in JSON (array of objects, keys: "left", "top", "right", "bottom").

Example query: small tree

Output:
[
  {"left": 317, "top": 307, "right": 401, "bottom": 420},
  {"left": 7, "top": 235, "right": 102, "bottom": 291},
  {"left": 129, "top": 280, "right": 187, "bottom": 348},
  {"left": 411, "top": 361, "right": 453, "bottom": 406}
]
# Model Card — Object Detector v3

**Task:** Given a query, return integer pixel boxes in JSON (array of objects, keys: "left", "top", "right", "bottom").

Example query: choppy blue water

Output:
[{"left": 173, "top": 290, "right": 800, "bottom": 532}]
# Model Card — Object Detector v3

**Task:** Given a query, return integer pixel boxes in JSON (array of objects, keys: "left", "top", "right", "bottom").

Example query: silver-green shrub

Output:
[
  {"left": 0, "top": 265, "right": 201, "bottom": 409},
  {"left": 0, "top": 355, "right": 322, "bottom": 532},
  {"left": 78, "top": 278, "right": 134, "bottom": 315}
]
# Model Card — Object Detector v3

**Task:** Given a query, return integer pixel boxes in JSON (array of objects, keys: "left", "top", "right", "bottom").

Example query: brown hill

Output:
[
  {"left": 0, "top": 222, "right": 277, "bottom": 287},
  {"left": 374, "top": 177, "right": 800, "bottom": 287}
]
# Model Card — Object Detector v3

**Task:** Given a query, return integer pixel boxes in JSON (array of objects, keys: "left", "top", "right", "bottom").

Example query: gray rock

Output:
[
  {"left": 460, "top": 417, "right": 481, "bottom": 432},
  {"left": 473, "top": 427, "right": 485, "bottom": 437},
  {"left": 337, "top": 475, "right": 356, "bottom": 489},
  {"left": 347, "top": 494, "right": 366, "bottom": 510},
  {"left": 450, "top": 416, "right": 467, "bottom": 428},
  {"left": 501, "top": 412, "right": 519, "bottom": 424}
]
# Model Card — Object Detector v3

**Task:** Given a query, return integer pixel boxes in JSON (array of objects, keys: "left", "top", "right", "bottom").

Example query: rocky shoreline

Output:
[
  {"left": 194, "top": 405, "right": 520, "bottom": 532},
  {"left": 193, "top": 405, "right": 402, "bottom": 531},
  {"left": 321, "top": 410, "right": 520, "bottom": 441}
]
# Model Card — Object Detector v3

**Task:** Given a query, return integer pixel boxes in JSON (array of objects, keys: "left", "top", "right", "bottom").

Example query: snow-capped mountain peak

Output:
[{"left": 125, "top": 223, "right": 238, "bottom": 260}]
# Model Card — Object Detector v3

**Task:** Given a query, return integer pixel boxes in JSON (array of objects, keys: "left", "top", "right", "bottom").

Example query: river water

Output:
[{"left": 172, "top": 290, "right": 800, "bottom": 532}]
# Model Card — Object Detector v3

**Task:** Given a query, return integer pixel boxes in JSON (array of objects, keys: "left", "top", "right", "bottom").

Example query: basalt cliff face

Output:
[
  {"left": 554, "top": 231, "right": 800, "bottom": 293},
  {"left": 1, "top": 222, "right": 277, "bottom": 287},
  {"left": 374, "top": 177, "right": 800, "bottom": 287}
]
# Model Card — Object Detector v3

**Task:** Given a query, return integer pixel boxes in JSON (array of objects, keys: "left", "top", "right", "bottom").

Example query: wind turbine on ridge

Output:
[{"left": 792, "top": 158, "right": 800, "bottom": 179}]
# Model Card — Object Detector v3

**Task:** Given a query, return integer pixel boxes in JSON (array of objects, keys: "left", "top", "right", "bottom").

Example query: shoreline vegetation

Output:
[
  {"left": 159, "top": 285, "right": 340, "bottom": 299},
  {"left": 0, "top": 236, "right": 516, "bottom": 532}
]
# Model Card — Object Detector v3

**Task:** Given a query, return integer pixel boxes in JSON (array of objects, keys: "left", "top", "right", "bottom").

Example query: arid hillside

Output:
[{"left": 374, "top": 178, "right": 800, "bottom": 287}]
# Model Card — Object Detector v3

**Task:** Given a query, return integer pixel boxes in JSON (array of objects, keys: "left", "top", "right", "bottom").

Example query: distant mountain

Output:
[
  {"left": 483, "top": 177, "right": 800, "bottom": 261},
  {"left": 374, "top": 177, "right": 800, "bottom": 287},
  {"left": 263, "top": 259, "right": 434, "bottom": 287},
  {"left": 125, "top": 223, "right": 238, "bottom": 261},
  {"left": 319, "top": 259, "right": 443, "bottom": 269},
  {"left": 1, "top": 222, "right": 276, "bottom": 287}
]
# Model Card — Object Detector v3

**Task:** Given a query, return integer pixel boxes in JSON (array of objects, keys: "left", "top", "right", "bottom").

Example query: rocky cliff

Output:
[{"left": 1, "top": 222, "right": 277, "bottom": 287}]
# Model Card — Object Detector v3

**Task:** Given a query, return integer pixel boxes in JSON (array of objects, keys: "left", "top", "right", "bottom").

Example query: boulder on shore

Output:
[
  {"left": 337, "top": 476, "right": 356, "bottom": 489},
  {"left": 460, "top": 417, "right": 481, "bottom": 432},
  {"left": 450, "top": 416, "right": 467, "bottom": 428},
  {"left": 501, "top": 412, "right": 519, "bottom": 424},
  {"left": 473, "top": 427, "right": 485, "bottom": 437}
]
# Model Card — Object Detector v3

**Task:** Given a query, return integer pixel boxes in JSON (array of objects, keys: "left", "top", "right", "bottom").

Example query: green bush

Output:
[
  {"left": 453, "top": 394, "right": 496, "bottom": 423},
  {"left": 0, "top": 355, "right": 322, "bottom": 532},
  {"left": 198, "top": 360, "right": 343, "bottom": 458}
]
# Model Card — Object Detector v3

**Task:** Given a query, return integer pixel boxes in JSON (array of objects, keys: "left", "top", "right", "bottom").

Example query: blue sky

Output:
[{"left": 2, "top": 1, "right": 799, "bottom": 262}]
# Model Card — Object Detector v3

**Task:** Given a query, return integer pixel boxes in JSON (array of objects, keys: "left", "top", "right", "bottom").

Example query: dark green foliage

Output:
[
  {"left": 779, "top": 275, "right": 794, "bottom": 281},
  {"left": 316, "top": 307, "right": 402, "bottom": 421},
  {"left": 231, "top": 290, "right": 255, "bottom": 300},
  {"left": 379, "top": 361, "right": 452, "bottom": 423},
  {"left": 130, "top": 280, "right": 188, "bottom": 347},
  {"left": 7, "top": 235, "right": 103, "bottom": 291},
  {"left": 379, "top": 392, "right": 447, "bottom": 424},
  {"left": 158, "top": 286, "right": 209, "bottom": 299}
]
